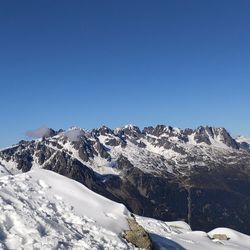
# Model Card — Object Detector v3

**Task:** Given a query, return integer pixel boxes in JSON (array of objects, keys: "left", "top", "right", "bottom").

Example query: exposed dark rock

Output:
[
  {"left": 105, "top": 138, "right": 121, "bottom": 147},
  {"left": 95, "top": 141, "right": 111, "bottom": 160},
  {"left": 97, "top": 126, "right": 114, "bottom": 136},
  {"left": 215, "top": 128, "right": 239, "bottom": 149},
  {"left": 239, "top": 142, "right": 250, "bottom": 151},
  {"left": 35, "top": 143, "right": 54, "bottom": 165},
  {"left": 14, "top": 150, "right": 33, "bottom": 172},
  {"left": 194, "top": 127, "right": 212, "bottom": 145}
]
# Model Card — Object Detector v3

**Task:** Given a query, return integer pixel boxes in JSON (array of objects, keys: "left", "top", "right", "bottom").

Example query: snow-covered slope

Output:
[
  {"left": 137, "top": 217, "right": 250, "bottom": 250},
  {"left": 236, "top": 135, "right": 250, "bottom": 144},
  {"left": 0, "top": 169, "right": 249, "bottom": 250},
  {"left": 0, "top": 169, "right": 132, "bottom": 250}
]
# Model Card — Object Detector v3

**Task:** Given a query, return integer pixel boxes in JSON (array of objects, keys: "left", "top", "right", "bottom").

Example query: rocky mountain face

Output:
[{"left": 1, "top": 125, "right": 250, "bottom": 234}]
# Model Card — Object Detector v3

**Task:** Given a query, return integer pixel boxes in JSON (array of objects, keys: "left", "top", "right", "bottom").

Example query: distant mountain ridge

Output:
[{"left": 1, "top": 124, "right": 250, "bottom": 234}]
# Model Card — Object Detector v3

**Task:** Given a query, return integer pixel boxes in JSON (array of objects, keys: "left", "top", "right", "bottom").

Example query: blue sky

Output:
[{"left": 0, "top": 0, "right": 250, "bottom": 147}]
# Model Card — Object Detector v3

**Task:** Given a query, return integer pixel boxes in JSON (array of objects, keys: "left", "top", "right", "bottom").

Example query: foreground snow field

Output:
[
  {"left": 136, "top": 217, "right": 250, "bottom": 250},
  {"left": 0, "top": 169, "right": 250, "bottom": 250},
  {"left": 0, "top": 169, "right": 133, "bottom": 250}
]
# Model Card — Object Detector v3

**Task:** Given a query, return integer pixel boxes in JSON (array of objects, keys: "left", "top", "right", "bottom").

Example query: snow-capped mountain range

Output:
[{"left": 1, "top": 124, "right": 250, "bottom": 236}]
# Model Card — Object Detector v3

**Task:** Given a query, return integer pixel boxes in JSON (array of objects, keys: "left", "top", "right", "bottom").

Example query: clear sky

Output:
[{"left": 0, "top": 0, "right": 250, "bottom": 147}]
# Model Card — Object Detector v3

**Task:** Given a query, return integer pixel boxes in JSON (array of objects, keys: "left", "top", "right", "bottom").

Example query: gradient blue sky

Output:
[{"left": 0, "top": 0, "right": 250, "bottom": 147}]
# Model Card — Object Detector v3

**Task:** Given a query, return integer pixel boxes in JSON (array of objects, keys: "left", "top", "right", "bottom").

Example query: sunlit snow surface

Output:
[
  {"left": 136, "top": 217, "right": 250, "bottom": 250},
  {"left": 0, "top": 169, "right": 132, "bottom": 250},
  {"left": 236, "top": 136, "right": 250, "bottom": 150},
  {"left": 236, "top": 136, "right": 250, "bottom": 144},
  {"left": 0, "top": 169, "right": 250, "bottom": 250}
]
